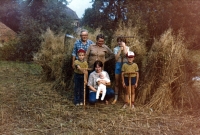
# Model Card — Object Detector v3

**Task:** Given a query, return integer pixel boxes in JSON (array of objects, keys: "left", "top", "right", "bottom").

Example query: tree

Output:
[
  {"left": 16, "top": 1, "right": 74, "bottom": 61},
  {"left": 82, "top": 0, "right": 128, "bottom": 32},
  {"left": 0, "top": 0, "right": 75, "bottom": 61},
  {"left": 0, "top": 0, "right": 21, "bottom": 31}
]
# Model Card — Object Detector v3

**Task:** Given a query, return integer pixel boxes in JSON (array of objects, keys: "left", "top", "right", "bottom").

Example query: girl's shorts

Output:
[
  {"left": 115, "top": 62, "right": 123, "bottom": 74},
  {"left": 124, "top": 77, "right": 136, "bottom": 86}
]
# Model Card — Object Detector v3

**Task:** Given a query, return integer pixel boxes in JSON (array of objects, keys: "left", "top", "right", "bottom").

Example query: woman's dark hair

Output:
[
  {"left": 117, "top": 37, "right": 126, "bottom": 44},
  {"left": 96, "top": 34, "right": 105, "bottom": 41},
  {"left": 93, "top": 60, "right": 103, "bottom": 70}
]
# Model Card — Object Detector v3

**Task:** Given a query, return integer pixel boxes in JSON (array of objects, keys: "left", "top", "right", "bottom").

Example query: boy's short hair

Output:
[
  {"left": 126, "top": 51, "right": 135, "bottom": 58},
  {"left": 77, "top": 48, "right": 86, "bottom": 53}
]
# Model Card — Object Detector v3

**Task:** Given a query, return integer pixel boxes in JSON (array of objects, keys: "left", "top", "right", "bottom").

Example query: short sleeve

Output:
[
  {"left": 113, "top": 47, "right": 118, "bottom": 55},
  {"left": 121, "top": 63, "right": 125, "bottom": 72}
]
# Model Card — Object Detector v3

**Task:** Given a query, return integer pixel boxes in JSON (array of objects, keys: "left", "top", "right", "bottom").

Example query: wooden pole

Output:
[
  {"left": 83, "top": 78, "right": 86, "bottom": 106},
  {"left": 128, "top": 74, "right": 131, "bottom": 108},
  {"left": 80, "top": 68, "right": 92, "bottom": 107}
]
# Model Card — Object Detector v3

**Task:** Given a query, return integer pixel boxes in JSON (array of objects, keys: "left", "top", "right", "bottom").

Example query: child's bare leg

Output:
[
  {"left": 122, "top": 87, "right": 129, "bottom": 108},
  {"left": 112, "top": 74, "right": 120, "bottom": 104},
  {"left": 124, "top": 87, "right": 129, "bottom": 103},
  {"left": 131, "top": 85, "right": 135, "bottom": 105}
]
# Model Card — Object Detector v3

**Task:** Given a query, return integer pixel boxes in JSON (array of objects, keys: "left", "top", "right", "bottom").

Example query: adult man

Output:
[{"left": 71, "top": 29, "right": 94, "bottom": 68}]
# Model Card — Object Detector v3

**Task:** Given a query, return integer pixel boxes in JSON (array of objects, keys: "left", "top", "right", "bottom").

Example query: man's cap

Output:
[
  {"left": 126, "top": 51, "right": 135, "bottom": 58},
  {"left": 78, "top": 48, "right": 86, "bottom": 53}
]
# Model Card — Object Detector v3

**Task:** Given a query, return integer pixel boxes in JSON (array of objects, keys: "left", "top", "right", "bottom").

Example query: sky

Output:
[{"left": 67, "top": 0, "right": 93, "bottom": 18}]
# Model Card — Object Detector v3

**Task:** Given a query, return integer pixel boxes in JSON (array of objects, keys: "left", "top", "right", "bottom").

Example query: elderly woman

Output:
[
  {"left": 87, "top": 60, "right": 115, "bottom": 104},
  {"left": 86, "top": 34, "right": 114, "bottom": 69}
]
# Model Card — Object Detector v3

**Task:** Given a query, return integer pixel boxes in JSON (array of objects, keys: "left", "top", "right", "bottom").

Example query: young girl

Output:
[
  {"left": 73, "top": 48, "right": 88, "bottom": 106},
  {"left": 121, "top": 51, "right": 139, "bottom": 109},
  {"left": 112, "top": 37, "right": 129, "bottom": 104}
]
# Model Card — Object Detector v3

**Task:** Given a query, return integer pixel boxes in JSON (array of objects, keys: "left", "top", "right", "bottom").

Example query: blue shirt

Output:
[{"left": 72, "top": 39, "right": 94, "bottom": 59}]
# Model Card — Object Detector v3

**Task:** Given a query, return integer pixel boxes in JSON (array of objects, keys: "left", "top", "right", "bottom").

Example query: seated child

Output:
[{"left": 96, "top": 71, "right": 110, "bottom": 100}]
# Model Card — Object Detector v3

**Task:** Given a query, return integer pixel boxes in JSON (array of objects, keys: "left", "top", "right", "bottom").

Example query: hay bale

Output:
[
  {"left": 33, "top": 28, "right": 66, "bottom": 81},
  {"left": 111, "top": 21, "right": 148, "bottom": 73},
  {"left": 136, "top": 28, "right": 200, "bottom": 111}
]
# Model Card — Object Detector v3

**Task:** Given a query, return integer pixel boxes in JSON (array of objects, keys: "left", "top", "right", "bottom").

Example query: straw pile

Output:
[
  {"left": 111, "top": 21, "right": 148, "bottom": 72},
  {"left": 136, "top": 28, "right": 200, "bottom": 112},
  {"left": 33, "top": 28, "right": 75, "bottom": 91}
]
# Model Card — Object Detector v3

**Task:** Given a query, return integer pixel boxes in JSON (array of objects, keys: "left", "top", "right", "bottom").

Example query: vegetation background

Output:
[{"left": 0, "top": 0, "right": 200, "bottom": 134}]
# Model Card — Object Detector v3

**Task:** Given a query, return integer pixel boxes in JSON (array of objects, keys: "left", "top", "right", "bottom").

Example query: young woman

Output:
[
  {"left": 87, "top": 60, "right": 115, "bottom": 104},
  {"left": 112, "top": 37, "right": 129, "bottom": 104}
]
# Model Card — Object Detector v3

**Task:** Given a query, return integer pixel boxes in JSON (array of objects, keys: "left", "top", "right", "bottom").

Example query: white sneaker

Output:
[
  {"left": 76, "top": 103, "right": 79, "bottom": 106},
  {"left": 80, "top": 102, "right": 83, "bottom": 105},
  {"left": 131, "top": 104, "right": 135, "bottom": 109},
  {"left": 122, "top": 104, "right": 128, "bottom": 109}
]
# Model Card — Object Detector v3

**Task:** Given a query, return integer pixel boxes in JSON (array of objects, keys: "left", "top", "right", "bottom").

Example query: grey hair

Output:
[{"left": 80, "top": 29, "right": 88, "bottom": 35}]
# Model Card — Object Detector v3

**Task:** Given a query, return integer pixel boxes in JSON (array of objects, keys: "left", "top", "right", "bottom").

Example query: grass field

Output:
[{"left": 0, "top": 61, "right": 200, "bottom": 134}]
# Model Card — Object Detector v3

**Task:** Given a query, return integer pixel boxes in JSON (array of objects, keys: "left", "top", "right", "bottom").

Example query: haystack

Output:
[
  {"left": 110, "top": 21, "right": 148, "bottom": 98},
  {"left": 111, "top": 21, "right": 148, "bottom": 72},
  {"left": 33, "top": 28, "right": 75, "bottom": 90},
  {"left": 136, "top": 28, "right": 200, "bottom": 111}
]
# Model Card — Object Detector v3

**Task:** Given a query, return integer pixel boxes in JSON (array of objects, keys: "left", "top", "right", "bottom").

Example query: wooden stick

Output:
[
  {"left": 80, "top": 68, "right": 93, "bottom": 107},
  {"left": 128, "top": 74, "right": 131, "bottom": 108}
]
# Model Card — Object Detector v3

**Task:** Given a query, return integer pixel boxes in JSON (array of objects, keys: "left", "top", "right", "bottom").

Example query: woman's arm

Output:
[
  {"left": 88, "top": 85, "right": 97, "bottom": 92},
  {"left": 97, "top": 80, "right": 111, "bottom": 86},
  {"left": 87, "top": 72, "right": 97, "bottom": 92},
  {"left": 115, "top": 48, "right": 122, "bottom": 61},
  {"left": 105, "top": 46, "right": 115, "bottom": 62},
  {"left": 121, "top": 42, "right": 128, "bottom": 55},
  {"left": 121, "top": 72, "right": 126, "bottom": 88}
]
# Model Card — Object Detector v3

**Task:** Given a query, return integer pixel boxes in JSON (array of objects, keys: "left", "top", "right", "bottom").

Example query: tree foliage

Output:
[
  {"left": 0, "top": 0, "right": 74, "bottom": 61},
  {"left": 82, "top": 0, "right": 200, "bottom": 49}
]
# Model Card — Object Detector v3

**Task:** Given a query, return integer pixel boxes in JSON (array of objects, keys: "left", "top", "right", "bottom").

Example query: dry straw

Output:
[
  {"left": 111, "top": 21, "right": 148, "bottom": 72},
  {"left": 33, "top": 28, "right": 100, "bottom": 92},
  {"left": 33, "top": 28, "right": 76, "bottom": 92},
  {"left": 136, "top": 28, "right": 200, "bottom": 112},
  {"left": 110, "top": 21, "right": 148, "bottom": 99}
]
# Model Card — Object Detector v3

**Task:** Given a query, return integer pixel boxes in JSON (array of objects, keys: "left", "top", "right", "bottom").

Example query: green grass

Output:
[{"left": 0, "top": 61, "right": 42, "bottom": 75}]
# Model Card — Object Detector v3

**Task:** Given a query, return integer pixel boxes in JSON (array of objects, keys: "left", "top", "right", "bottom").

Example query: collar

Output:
[
  {"left": 79, "top": 39, "right": 89, "bottom": 44},
  {"left": 127, "top": 62, "right": 134, "bottom": 65},
  {"left": 95, "top": 44, "right": 105, "bottom": 48},
  {"left": 78, "top": 59, "right": 85, "bottom": 63}
]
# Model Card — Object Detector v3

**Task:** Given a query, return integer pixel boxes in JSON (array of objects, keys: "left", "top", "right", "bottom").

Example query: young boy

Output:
[
  {"left": 73, "top": 48, "right": 88, "bottom": 106},
  {"left": 96, "top": 71, "right": 110, "bottom": 100},
  {"left": 121, "top": 51, "right": 139, "bottom": 109}
]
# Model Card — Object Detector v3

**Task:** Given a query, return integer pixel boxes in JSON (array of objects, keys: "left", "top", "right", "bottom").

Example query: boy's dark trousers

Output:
[{"left": 74, "top": 73, "right": 84, "bottom": 104}]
